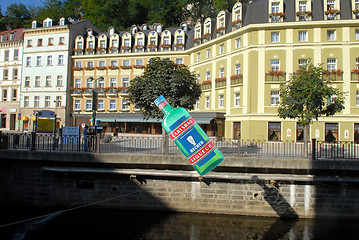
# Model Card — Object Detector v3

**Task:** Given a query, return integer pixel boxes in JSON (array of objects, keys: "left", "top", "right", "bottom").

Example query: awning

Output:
[
  {"left": 21, "top": 116, "right": 29, "bottom": 121},
  {"left": 96, "top": 116, "right": 160, "bottom": 123}
]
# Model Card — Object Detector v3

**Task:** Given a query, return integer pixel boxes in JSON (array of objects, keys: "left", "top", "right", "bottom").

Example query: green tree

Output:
[
  {"left": 212, "top": 0, "right": 237, "bottom": 12},
  {"left": 33, "top": 0, "right": 66, "bottom": 23},
  {"left": 278, "top": 61, "right": 345, "bottom": 147},
  {"left": 127, "top": 57, "right": 202, "bottom": 119},
  {"left": 0, "top": 6, "right": 7, "bottom": 31},
  {"left": 4, "top": 4, "right": 32, "bottom": 29},
  {"left": 185, "top": 0, "right": 216, "bottom": 23},
  {"left": 146, "top": 0, "right": 188, "bottom": 27}
]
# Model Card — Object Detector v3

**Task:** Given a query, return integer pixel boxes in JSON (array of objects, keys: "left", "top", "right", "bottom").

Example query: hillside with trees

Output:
[{"left": 0, "top": 0, "right": 248, "bottom": 31}]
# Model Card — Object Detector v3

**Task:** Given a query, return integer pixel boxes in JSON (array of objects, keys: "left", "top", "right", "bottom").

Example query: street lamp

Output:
[{"left": 87, "top": 76, "right": 103, "bottom": 134}]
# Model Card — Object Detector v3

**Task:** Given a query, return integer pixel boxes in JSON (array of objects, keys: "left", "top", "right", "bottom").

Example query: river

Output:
[{"left": 0, "top": 206, "right": 358, "bottom": 240}]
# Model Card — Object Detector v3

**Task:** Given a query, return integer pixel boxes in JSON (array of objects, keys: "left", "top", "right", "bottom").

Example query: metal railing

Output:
[
  {"left": 2, "top": 132, "right": 359, "bottom": 160},
  {"left": 312, "top": 139, "right": 359, "bottom": 160}
]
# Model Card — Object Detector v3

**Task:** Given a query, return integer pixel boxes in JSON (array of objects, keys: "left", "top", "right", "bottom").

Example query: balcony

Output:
[
  {"left": 215, "top": 78, "right": 226, "bottom": 88},
  {"left": 96, "top": 47, "right": 106, "bottom": 54},
  {"left": 147, "top": 44, "right": 157, "bottom": 52},
  {"left": 322, "top": 70, "right": 343, "bottom": 82},
  {"left": 265, "top": 71, "right": 286, "bottom": 82},
  {"left": 70, "top": 89, "right": 82, "bottom": 96},
  {"left": 85, "top": 48, "right": 95, "bottom": 55},
  {"left": 201, "top": 81, "right": 211, "bottom": 90},
  {"left": 73, "top": 48, "right": 83, "bottom": 55},
  {"left": 230, "top": 20, "right": 241, "bottom": 30},
  {"left": 230, "top": 75, "right": 243, "bottom": 85},
  {"left": 325, "top": 9, "right": 340, "bottom": 20},
  {"left": 174, "top": 43, "right": 184, "bottom": 51},
  {"left": 108, "top": 47, "right": 118, "bottom": 54},
  {"left": 215, "top": 27, "right": 225, "bottom": 37},
  {"left": 83, "top": 88, "right": 93, "bottom": 96},
  {"left": 107, "top": 88, "right": 118, "bottom": 96},
  {"left": 119, "top": 87, "right": 128, "bottom": 94},
  {"left": 351, "top": 71, "right": 359, "bottom": 82},
  {"left": 97, "top": 88, "right": 106, "bottom": 96}
]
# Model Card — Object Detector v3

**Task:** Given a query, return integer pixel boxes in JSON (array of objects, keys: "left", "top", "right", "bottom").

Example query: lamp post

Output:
[{"left": 87, "top": 76, "right": 103, "bottom": 134}]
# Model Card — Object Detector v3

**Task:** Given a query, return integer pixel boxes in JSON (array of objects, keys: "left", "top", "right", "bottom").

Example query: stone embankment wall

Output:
[{"left": 1, "top": 150, "right": 359, "bottom": 219}]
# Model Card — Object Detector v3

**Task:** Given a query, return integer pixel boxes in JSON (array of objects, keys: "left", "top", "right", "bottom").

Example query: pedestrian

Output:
[{"left": 84, "top": 125, "right": 89, "bottom": 152}]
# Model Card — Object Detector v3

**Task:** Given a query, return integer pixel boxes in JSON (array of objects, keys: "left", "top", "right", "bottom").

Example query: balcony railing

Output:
[
  {"left": 107, "top": 88, "right": 118, "bottom": 95},
  {"left": 215, "top": 80, "right": 226, "bottom": 88},
  {"left": 83, "top": 89, "right": 93, "bottom": 96},
  {"left": 322, "top": 72, "right": 343, "bottom": 82},
  {"left": 71, "top": 89, "right": 82, "bottom": 95},
  {"left": 97, "top": 88, "right": 106, "bottom": 95},
  {"left": 231, "top": 76, "right": 243, "bottom": 85},
  {"left": 201, "top": 82, "right": 211, "bottom": 90},
  {"left": 351, "top": 72, "right": 359, "bottom": 82},
  {"left": 119, "top": 88, "right": 128, "bottom": 94},
  {"left": 265, "top": 72, "right": 286, "bottom": 82}
]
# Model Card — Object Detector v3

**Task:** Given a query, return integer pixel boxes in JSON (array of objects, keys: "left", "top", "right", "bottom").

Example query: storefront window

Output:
[
  {"left": 325, "top": 123, "right": 338, "bottom": 143},
  {"left": 268, "top": 122, "right": 281, "bottom": 141}
]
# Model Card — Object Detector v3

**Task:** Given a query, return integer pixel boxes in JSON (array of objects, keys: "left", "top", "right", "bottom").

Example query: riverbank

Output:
[{"left": 1, "top": 150, "right": 359, "bottom": 219}]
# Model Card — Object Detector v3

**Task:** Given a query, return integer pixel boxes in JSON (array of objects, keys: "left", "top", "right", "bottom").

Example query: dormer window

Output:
[
  {"left": 354, "top": 0, "right": 359, "bottom": 18},
  {"left": 109, "top": 27, "right": 115, "bottom": 36},
  {"left": 142, "top": 24, "right": 148, "bottom": 30},
  {"left": 124, "top": 39, "right": 130, "bottom": 47},
  {"left": 60, "top": 17, "right": 65, "bottom": 26},
  {"left": 181, "top": 23, "right": 187, "bottom": 31},
  {"left": 270, "top": 2, "right": 282, "bottom": 22},
  {"left": 43, "top": 18, "right": 53, "bottom": 27},
  {"left": 150, "top": 37, "right": 156, "bottom": 45},
  {"left": 156, "top": 25, "right": 162, "bottom": 33},
  {"left": 111, "top": 39, "right": 118, "bottom": 47},
  {"left": 327, "top": 0, "right": 335, "bottom": 10},
  {"left": 297, "top": 1, "right": 311, "bottom": 21},
  {"left": 177, "top": 36, "right": 183, "bottom": 44},
  {"left": 232, "top": 2, "right": 243, "bottom": 29},
  {"left": 32, "top": 21, "right": 37, "bottom": 28},
  {"left": 325, "top": 0, "right": 340, "bottom": 20},
  {"left": 132, "top": 26, "right": 137, "bottom": 34},
  {"left": 100, "top": 40, "right": 106, "bottom": 48}
]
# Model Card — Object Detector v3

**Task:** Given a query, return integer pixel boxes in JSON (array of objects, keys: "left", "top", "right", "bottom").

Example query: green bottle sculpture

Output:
[{"left": 155, "top": 95, "right": 224, "bottom": 175}]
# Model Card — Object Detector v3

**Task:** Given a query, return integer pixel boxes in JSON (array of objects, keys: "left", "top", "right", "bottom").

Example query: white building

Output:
[
  {"left": 0, "top": 28, "right": 23, "bottom": 131},
  {"left": 20, "top": 17, "right": 100, "bottom": 131}
]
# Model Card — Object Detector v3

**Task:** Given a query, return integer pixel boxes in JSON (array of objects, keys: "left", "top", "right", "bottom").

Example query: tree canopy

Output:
[
  {"left": 278, "top": 61, "right": 345, "bottom": 126},
  {"left": 126, "top": 57, "right": 202, "bottom": 119},
  {"left": 3, "top": 4, "right": 32, "bottom": 29},
  {"left": 0, "top": 0, "right": 246, "bottom": 31}
]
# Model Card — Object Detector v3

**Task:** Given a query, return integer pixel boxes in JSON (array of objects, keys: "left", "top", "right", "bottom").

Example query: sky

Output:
[{"left": 0, "top": 0, "right": 44, "bottom": 14}]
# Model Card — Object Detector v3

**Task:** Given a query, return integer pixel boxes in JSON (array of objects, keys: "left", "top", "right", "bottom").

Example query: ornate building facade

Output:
[
  {"left": 0, "top": 28, "right": 23, "bottom": 131},
  {"left": 66, "top": 0, "right": 359, "bottom": 141}
]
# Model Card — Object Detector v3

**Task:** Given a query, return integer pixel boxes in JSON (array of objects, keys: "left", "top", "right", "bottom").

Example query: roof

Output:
[{"left": 0, "top": 28, "right": 24, "bottom": 42}]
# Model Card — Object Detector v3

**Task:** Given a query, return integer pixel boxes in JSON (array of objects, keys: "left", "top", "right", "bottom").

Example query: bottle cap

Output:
[{"left": 154, "top": 95, "right": 166, "bottom": 107}]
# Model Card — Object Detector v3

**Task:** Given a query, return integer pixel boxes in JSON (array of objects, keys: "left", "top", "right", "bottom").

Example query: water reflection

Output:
[{"left": 0, "top": 207, "right": 358, "bottom": 240}]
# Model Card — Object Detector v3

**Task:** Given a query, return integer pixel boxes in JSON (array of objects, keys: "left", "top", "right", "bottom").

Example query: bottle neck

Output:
[{"left": 160, "top": 102, "right": 173, "bottom": 115}]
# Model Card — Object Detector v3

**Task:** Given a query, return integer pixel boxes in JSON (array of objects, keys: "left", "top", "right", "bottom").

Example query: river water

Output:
[{"left": 0, "top": 206, "right": 358, "bottom": 240}]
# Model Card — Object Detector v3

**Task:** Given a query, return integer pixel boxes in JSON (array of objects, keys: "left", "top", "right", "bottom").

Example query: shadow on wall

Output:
[{"left": 252, "top": 176, "right": 299, "bottom": 219}]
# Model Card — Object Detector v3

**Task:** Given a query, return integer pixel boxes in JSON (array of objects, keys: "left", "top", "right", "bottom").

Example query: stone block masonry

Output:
[{"left": 1, "top": 150, "right": 359, "bottom": 219}]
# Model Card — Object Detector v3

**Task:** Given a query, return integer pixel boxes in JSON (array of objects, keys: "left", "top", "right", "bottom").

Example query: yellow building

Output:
[{"left": 71, "top": 0, "right": 359, "bottom": 142}]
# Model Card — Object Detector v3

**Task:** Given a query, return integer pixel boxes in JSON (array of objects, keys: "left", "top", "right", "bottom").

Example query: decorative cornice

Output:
[{"left": 24, "top": 27, "right": 69, "bottom": 35}]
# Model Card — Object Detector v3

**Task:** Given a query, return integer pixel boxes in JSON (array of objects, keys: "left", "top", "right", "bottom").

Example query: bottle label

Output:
[{"left": 169, "top": 116, "right": 214, "bottom": 165}]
